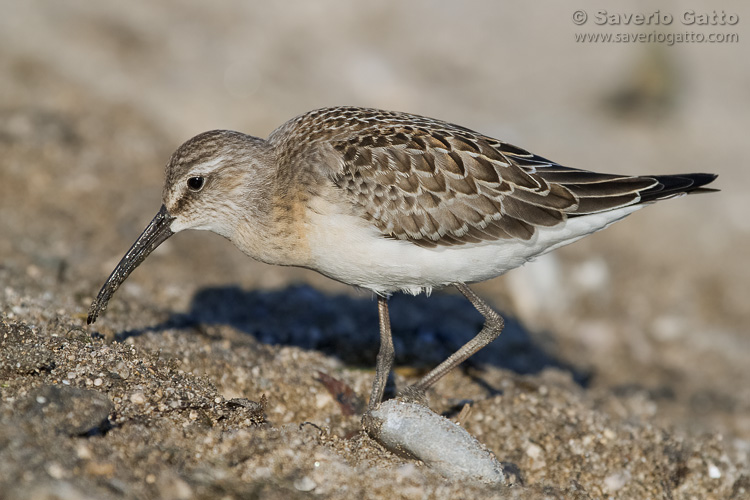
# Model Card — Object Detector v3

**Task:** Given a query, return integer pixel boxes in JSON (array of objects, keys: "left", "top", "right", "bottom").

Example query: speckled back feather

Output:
[{"left": 270, "top": 106, "right": 716, "bottom": 247}]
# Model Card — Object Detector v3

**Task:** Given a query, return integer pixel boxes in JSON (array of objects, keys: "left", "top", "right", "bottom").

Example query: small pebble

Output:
[
  {"left": 76, "top": 443, "right": 92, "bottom": 460},
  {"left": 604, "top": 470, "right": 631, "bottom": 492},
  {"left": 708, "top": 463, "right": 721, "bottom": 479},
  {"left": 130, "top": 392, "right": 146, "bottom": 405},
  {"left": 46, "top": 462, "right": 65, "bottom": 479},
  {"left": 293, "top": 476, "right": 317, "bottom": 492}
]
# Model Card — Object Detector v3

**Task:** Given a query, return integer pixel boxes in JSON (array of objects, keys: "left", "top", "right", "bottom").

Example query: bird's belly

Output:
[{"left": 304, "top": 205, "right": 642, "bottom": 295}]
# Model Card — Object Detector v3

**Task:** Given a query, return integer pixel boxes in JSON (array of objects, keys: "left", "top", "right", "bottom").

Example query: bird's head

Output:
[{"left": 87, "top": 130, "right": 275, "bottom": 324}]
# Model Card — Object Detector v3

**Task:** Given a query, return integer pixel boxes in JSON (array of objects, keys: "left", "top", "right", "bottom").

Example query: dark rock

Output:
[{"left": 17, "top": 385, "right": 114, "bottom": 436}]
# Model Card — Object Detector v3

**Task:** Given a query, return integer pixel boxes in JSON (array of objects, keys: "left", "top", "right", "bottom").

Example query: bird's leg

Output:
[
  {"left": 368, "top": 295, "right": 395, "bottom": 410},
  {"left": 411, "top": 283, "right": 504, "bottom": 393}
]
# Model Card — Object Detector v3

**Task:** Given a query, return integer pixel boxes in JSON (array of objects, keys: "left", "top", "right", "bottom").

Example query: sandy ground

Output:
[{"left": 1, "top": 1, "right": 749, "bottom": 498}]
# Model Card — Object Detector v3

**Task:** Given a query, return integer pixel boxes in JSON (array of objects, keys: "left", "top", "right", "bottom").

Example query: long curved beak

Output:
[{"left": 87, "top": 205, "right": 175, "bottom": 324}]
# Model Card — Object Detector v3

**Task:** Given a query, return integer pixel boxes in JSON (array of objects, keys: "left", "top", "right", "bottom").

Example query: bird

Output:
[{"left": 87, "top": 106, "right": 717, "bottom": 411}]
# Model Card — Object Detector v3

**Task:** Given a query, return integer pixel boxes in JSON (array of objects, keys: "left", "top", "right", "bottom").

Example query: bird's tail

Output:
[
  {"left": 637, "top": 173, "right": 718, "bottom": 203},
  {"left": 552, "top": 171, "right": 719, "bottom": 216}
]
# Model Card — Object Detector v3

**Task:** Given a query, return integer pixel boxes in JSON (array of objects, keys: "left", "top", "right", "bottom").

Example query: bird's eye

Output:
[{"left": 187, "top": 176, "right": 205, "bottom": 191}]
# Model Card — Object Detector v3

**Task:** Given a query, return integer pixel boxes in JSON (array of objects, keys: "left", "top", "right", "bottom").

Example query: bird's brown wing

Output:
[{"left": 318, "top": 110, "right": 656, "bottom": 247}]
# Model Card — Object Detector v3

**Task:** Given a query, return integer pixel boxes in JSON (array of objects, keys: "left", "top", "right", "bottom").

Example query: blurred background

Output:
[{"left": 1, "top": 0, "right": 748, "bottom": 440}]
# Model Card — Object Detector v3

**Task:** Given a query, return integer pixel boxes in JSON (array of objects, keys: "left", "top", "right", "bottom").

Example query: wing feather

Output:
[{"left": 267, "top": 107, "right": 717, "bottom": 247}]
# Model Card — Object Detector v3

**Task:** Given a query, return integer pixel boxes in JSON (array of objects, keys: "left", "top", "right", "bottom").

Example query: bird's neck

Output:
[{"left": 229, "top": 142, "right": 315, "bottom": 268}]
